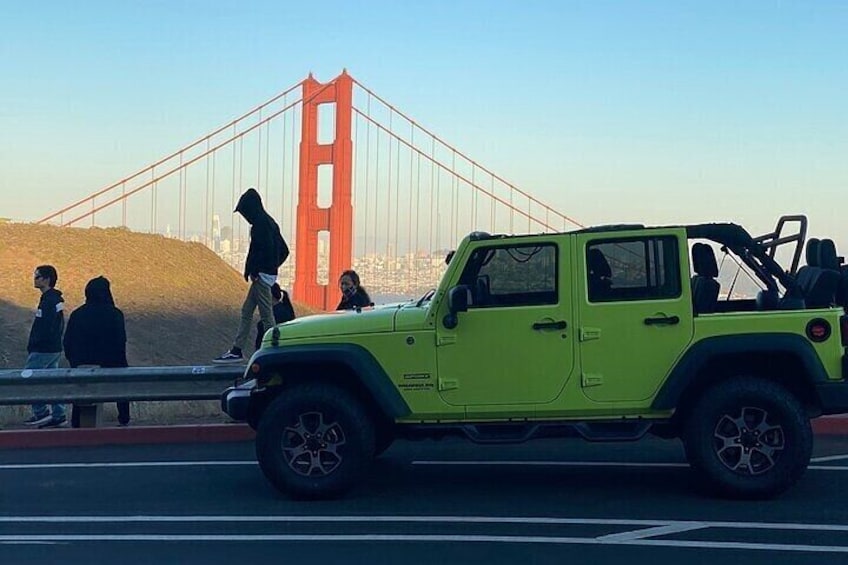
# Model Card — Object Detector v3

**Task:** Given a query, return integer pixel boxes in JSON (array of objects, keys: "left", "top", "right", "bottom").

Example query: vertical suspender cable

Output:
[
  {"left": 211, "top": 150, "right": 217, "bottom": 249},
  {"left": 434, "top": 141, "right": 441, "bottom": 254},
  {"left": 363, "top": 94, "right": 371, "bottom": 261},
  {"left": 394, "top": 120, "right": 401, "bottom": 267},
  {"left": 289, "top": 104, "right": 297, "bottom": 270},
  {"left": 471, "top": 164, "right": 476, "bottom": 230},
  {"left": 265, "top": 120, "right": 271, "bottom": 217},
  {"left": 407, "top": 124, "right": 414, "bottom": 259},
  {"left": 373, "top": 112, "right": 380, "bottom": 261},
  {"left": 257, "top": 109, "right": 264, "bottom": 201},
  {"left": 385, "top": 111, "right": 393, "bottom": 264},
  {"left": 414, "top": 152, "right": 421, "bottom": 282},
  {"left": 281, "top": 95, "right": 287, "bottom": 231},
  {"left": 451, "top": 151, "right": 457, "bottom": 247},
  {"left": 428, "top": 137, "right": 435, "bottom": 265},
  {"left": 205, "top": 139, "right": 211, "bottom": 246},
  {"left": 237, "top": 134, "right": 244, "bottom": 247},
  {"left": 231, "top": 123, "right": 237, "bottom": 254},
  {"left": 490, "top": 175, "right": 495, "bottom": 233}
]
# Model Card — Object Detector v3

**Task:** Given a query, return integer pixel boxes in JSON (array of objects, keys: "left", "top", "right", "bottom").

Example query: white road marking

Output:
[
  {"left": 810, "top": 454, "right": 848, "bottom": 463},
  {"left": 595, "top": 523, "right": 707, "bottom": 542},
  {"left": 411, "top": 460, "right": 848, "bottom": 472},
  {"left": 0, "top": 534, "right": 845, "bottom": 552},
  {"left": 2, "top": 459, "right": 848, "bottom": 471},
  {"left": 2, "top": 515, "right": 848, "bottom": 532},
  {"left": 412, "top": 460, "right": 689, "bottom": 468},
  {"left": 2, "top": 515, "right": 848, "bottom": 552}
]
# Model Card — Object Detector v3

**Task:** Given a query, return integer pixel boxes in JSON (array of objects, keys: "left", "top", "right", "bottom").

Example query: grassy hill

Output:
[
  {"left": 0, "top": 222, "right": 315, "bottom": 425},
  {"left": 0, "top": 222, "right": 320, "bottom": 367}
]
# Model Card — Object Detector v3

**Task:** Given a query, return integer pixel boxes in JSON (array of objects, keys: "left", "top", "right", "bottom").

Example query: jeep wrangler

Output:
[{"left": 222, "top": 215, "right": 848, "bottom": 499}]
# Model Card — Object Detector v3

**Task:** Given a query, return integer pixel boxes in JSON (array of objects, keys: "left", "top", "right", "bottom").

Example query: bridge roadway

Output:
[{"left": 2, "top": 436, "right": 848, "bottom": 564}]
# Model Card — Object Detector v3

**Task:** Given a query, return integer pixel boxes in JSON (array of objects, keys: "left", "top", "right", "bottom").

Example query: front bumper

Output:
[{"left": 221, "top": 379, "right": 257, "bottom": 421}]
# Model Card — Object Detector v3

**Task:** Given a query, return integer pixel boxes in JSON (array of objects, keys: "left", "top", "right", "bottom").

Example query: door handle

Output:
[
  {"left": 644, "top": 315, "right": 680, "bottom": 326},
  {"left": 533, "top": 320, "right": 568, "bottom": 331}
]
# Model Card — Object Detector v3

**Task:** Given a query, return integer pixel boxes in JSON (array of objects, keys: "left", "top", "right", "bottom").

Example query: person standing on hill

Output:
[
  {"left": 24, "top": 265, "right": 67, "bottom": 428},
  {"left": 63, "top": 276, "right": 130, "bottom": 427},
  {"left": 215, "top": 187, "right": 288, "bottom": 363}
]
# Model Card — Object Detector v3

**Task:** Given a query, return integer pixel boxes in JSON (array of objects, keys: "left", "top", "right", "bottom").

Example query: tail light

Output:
[
  {"left": 807, "top": 318, "right": 832, "bottom": 343},
  {"left": 841, "top": 315, "right": 848, "bottom": 347}
]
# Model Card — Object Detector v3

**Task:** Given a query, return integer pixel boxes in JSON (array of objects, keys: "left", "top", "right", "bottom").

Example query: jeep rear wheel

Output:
[
  {"left": 683, "top": 377, "right": 812, "bottom": 499},
  {"left": 256, "top": 383, "right": 375, "bottom": 499}
]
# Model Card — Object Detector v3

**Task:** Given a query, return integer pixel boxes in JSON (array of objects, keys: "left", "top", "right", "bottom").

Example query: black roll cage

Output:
[{"left": 685, "top": 215, "right": 806, "bottom": 297}]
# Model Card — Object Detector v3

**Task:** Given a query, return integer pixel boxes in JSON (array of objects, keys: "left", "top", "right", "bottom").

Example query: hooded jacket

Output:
[
  {"left": 28, "top": 287, "right": 65, "bottom": 353},
  {"left": 63, "top": 277, "right": 128, "bottom": 368},
  {"left": 234, "top": 188, "right": 288, "bottom": 278}
]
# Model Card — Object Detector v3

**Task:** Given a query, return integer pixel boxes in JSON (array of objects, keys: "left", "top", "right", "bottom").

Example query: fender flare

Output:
[
  {"left": 250, "top": 343, "right": 411, "bottom": 419},
  {"left": 652, "top": 333, "right": 828, "bottom": 411}
]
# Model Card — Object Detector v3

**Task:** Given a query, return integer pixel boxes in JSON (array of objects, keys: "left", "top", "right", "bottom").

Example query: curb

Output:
[
  {"left": 0, "top": 423, "right": 255, "bottom": 449},
  {"left": 0, "top": 417, "right": 845, "bottom": 450},
  {"left": 812, "top": 416, "right": 848, "bottom": 436}
]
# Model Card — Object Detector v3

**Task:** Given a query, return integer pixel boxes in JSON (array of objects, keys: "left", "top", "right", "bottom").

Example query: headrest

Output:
[
  {"left": 588, "top": 249, "right": 612, "bottom": 278},
  {"left": 692, "top": 243, "right": 718, "bottom": 278},
  {"left": 805, "top": 238, "right": 820, "bottom": 267},
  {"left": 819, "top": 239, "right": 839, "bottom": 271}
]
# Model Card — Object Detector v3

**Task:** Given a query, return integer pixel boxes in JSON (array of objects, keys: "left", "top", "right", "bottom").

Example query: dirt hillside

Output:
[{"left": 0, "top": 222, "right": 313, "bottom": 369}]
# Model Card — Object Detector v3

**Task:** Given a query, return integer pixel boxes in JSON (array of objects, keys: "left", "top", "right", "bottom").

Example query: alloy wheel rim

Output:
[
  {"left": 713, "top": 406, "right": 785, "bottom": 475},
  {"left": 281, "top": 411, "right": 346, "bottom": 477}
]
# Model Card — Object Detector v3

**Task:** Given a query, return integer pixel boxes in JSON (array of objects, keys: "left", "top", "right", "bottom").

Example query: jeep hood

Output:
[{"left": 276, "top": 305, "right": 402, "bottom": 339}]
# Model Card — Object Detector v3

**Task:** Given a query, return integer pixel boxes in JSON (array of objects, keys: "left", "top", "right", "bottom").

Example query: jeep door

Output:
[
  {"left": 575, "top": 230, "right": 694, "bottom": 403},
  {"left": 435, "top": 237, "right": 575, "bottom": 408}
]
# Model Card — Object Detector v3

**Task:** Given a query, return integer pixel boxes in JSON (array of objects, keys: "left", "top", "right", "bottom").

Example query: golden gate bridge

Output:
[{"left": 38, "top": 70, "right": 582, "bottom": 310}]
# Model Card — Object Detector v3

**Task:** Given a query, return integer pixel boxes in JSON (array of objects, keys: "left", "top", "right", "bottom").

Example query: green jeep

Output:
[{"left": 222, "top": 215, "right": 848, "bottom": 499}]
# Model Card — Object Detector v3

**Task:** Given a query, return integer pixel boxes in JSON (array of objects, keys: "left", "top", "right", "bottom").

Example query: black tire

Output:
[
  {"left": 246, "top": 392, "right": 273, "bottom": 431},
  {"left": 374, "top": 424, "right": 395, "bottom": 457},
  {"left": 683, "top": 377, "right": 812, "bottom": 499},
  {"left": 255, "top": 383, "right": 375, "bottom": 499}
]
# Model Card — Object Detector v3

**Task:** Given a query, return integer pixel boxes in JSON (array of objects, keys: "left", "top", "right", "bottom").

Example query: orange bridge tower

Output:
[{"left": 293, "top": 71, "right": 353, "bottom": 310}]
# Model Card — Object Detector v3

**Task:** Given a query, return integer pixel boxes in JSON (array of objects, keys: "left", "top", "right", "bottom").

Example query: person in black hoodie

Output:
[
  {"left": 336, "top": 270, "right": 373, "bottom": 311},
  {"left": 214, "top": 188, "right": 288, "bottom": 363},
  {"left": 64, "top": 276, "right": 130, "bottom": 427},
  {"left": 24, "top": 265, "right": 67, "bottom": 428}
]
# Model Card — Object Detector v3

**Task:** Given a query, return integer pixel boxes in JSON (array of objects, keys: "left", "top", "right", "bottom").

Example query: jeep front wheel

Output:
[
  {"left": 683, "top": 377, "right": 812, "bottom": 499},
  {"left": 255, "top": 383, "right": 375, "bottom": 499}
]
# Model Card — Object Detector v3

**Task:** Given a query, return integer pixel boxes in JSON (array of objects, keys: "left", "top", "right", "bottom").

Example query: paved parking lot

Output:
[{"left": 2, "top": 436, "right": 848, "bottom": 563}]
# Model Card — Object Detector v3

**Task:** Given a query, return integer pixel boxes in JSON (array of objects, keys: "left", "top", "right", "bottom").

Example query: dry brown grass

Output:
[{"left": 0, "top": 222, "right": 318, "bottom": 426}]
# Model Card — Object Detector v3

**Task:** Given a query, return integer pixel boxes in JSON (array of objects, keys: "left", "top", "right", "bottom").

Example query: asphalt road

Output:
[{"left": 2, "top": 435, "right": 848, "bottom": 564}]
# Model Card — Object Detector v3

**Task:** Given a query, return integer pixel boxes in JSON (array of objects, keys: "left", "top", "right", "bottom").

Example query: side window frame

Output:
[
  {"left": 586, "top": 236, "right": 681, "bottom": 303},
  {"left": 458, "top": 242, "right": 559, "bottom": 309}
]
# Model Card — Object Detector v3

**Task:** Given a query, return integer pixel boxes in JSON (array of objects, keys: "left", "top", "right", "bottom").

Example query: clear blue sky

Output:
[{"left": 1, "top": 0, "right": 846, "bottom": 243}]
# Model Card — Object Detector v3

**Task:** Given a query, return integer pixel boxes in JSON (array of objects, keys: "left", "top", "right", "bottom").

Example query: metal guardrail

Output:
[{"left": 0, "top": 366, "right": 245, "bottom": 405}]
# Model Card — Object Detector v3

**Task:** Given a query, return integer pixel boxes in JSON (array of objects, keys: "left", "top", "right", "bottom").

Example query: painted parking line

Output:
[
  {"left": 3, "top": 515, "right": 848, "bottom": 553},
  {"left": 3, "top": 459, "right": 848, "bottom": 471},
  {"left": 811, "top": 454, "right": 848, "bottom": 463},
  {"left": 412, "top": 460, "right": 848, "bottom": 471}
]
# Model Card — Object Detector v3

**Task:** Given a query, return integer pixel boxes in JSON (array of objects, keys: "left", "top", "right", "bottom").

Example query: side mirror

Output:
[{"left": 443, "top": 285, "right": 471, "bottom": 329}]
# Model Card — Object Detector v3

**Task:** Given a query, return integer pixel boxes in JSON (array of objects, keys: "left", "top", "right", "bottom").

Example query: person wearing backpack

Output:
[
  {"left": 215, "top": 187, "right": 289, "bottom": 363},
  {"left": 254, "top": 283, "right": 296, "bottom": 350}
]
